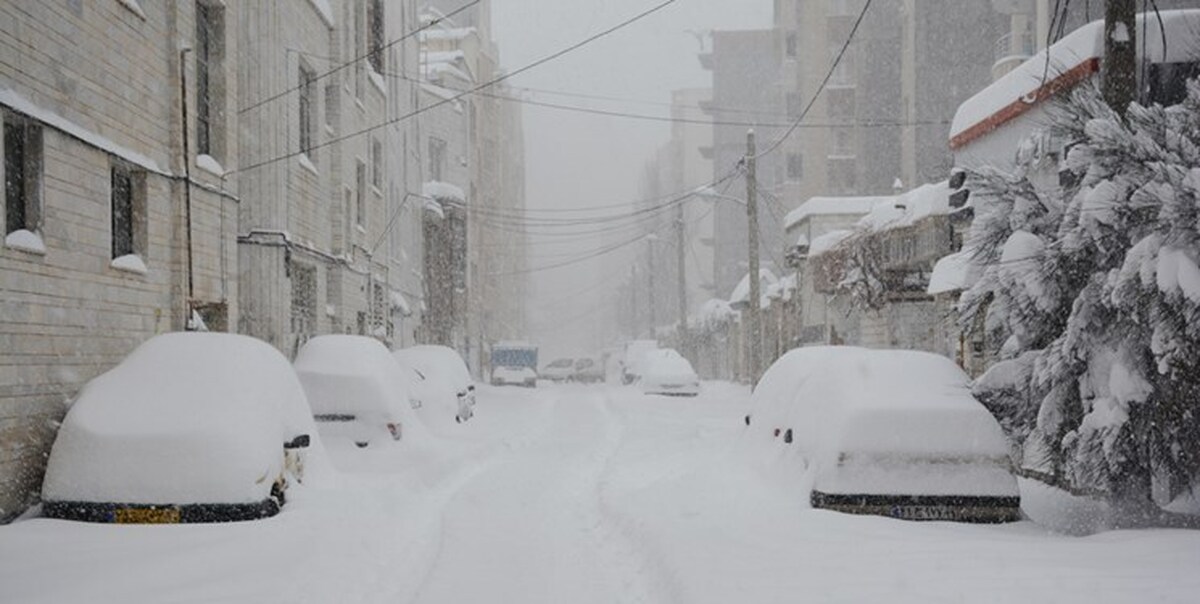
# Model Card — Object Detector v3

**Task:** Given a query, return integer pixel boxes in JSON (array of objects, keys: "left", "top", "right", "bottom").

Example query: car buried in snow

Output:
[
  {"left": 637, "top": 349, "right": 701, "bottom": 397},
  {"left": 40, "top": 333, "right": 321, "bottom": 524},
  {"left": 393, "top": 345, "right": 476, "bottom": 424},
  {"left": 745, "top": 346, "right": 1020, "bottom": 523},
  {"left": 540, "top": 357, "right": 576, "bottom": 383},
  {"left": 294, "top": 335, "right": 418, "bottom": 448},
  {"left": 571, "top": 357, "right": 606, "bottom": 383}
]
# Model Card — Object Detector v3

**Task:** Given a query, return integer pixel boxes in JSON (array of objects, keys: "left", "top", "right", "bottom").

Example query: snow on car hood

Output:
[{"left": 43, "top": 333, "right": 332, "bottom": 505}]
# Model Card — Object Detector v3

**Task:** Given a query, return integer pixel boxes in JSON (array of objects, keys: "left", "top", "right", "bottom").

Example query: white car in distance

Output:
[{"left": 637, "top": 349, "right": 701, "bottom": 397}]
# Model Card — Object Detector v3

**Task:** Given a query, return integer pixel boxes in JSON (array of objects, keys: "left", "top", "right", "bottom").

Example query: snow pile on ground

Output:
[
  {"left": 741, "top": 346, "right": 1014, "bottom": 497},
  {"left": 43, "top": 333, "right": 332, "bottom": 505}
]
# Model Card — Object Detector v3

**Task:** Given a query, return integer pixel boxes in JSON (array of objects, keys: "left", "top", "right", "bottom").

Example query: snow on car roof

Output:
[
  {"left": 395, "top": 345, "right": 472, "bottom": 387},
  {"left": 42, "top": 333, "right": 330, "bottom": 505},
  {"left": 748, "top": 346, "right": 1009, "bottom": 462},
  {"left": 640, "top": 349, "right": 696, "bottom": 376}
]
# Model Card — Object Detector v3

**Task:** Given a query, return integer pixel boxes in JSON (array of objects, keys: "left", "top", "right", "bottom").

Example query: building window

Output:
[
  {"left": 110, "top": 160, "right": 146, "bottom": 259},
  {"left": 290, "top": 263, "right": 317, "bottom": 335},
  {"left": 367, "top": 0, "right": 385, "bottom": 74},
  {"left": 195, "top": 0, "right": 225, "bottom": 160},
  {"left": 299, "top": 63, "right": 317, "bottom": 159},
  {"left": 4, "top": 114, "right": 42, "bottom": 235},
  {"left": 356, "top": 159, "right": 367, "bottom": 227},
  {"left": 786, "top": 92, "right": 802, "bottom": 119},
  {"left": 786, "top": 32, "right": 797, "bottom": 58},
  {"left": 372, "top": 137, "right": 383, "bottom": 188},
  {"left": 428, "top": 137, "right": 446, "bottom": 181},
  {"left": 787, "top": 152, "right": 803, "bottom": 181},
  {"left": 325, "top": 83, "right": 338, "bottom": 127}
]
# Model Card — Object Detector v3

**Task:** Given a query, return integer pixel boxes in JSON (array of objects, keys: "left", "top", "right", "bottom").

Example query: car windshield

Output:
[{"left": 5, "top": 2, "right": 1199, "bottom": 602}]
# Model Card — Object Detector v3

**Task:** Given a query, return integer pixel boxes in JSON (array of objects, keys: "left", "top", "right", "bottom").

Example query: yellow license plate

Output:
[{"left": 115, "top": 507, "right": 181, "bottom": 524}]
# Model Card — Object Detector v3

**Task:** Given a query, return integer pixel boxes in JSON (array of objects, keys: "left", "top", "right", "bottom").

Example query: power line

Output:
[
  {"left": 390, "top": 69, "right": 951, "bottom": 131},
  {"left": 238, "top": 0, "right": 482, "bottom": 115},
  {"left": 757, "top": 0, "right": 874, "bottom": 160},
  {"left": 230, "top": 0, "right": 679, "bottom": 176}
]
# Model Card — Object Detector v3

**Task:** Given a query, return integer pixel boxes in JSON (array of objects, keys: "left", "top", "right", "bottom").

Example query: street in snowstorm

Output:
[
  {"left": 4, "top": 382, "right": 1200, "bottom": 603},
  {"left": 4, "top": 0, "right": 1200, "bottom": 602}
]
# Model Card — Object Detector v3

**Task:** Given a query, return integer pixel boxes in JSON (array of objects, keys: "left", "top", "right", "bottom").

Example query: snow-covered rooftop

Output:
[
  {"left": 785, "top": 196, "right": 887, "bottom": 231},
  {"left": 856, "top": 181, "right": 952, "bottom": 232},
  {"left": 951, "top": 10, "right": 1200, "bottom": 150},
  {"left": 729, "top": 269, "right": 778, "bottom": 307},
  {"left": 808, "top": 230, "right": 853, "bottom": 258}
]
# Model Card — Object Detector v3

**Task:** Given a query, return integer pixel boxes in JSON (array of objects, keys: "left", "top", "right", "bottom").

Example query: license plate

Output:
[
  {"left": 889, "top": 505, "right": 959, "bottom": 521},
  {"left": 115, "top": 507, "right": 181, "bottom": 524}
]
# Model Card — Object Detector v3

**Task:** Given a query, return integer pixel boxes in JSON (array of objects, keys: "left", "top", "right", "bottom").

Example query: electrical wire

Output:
[
  {"left": 390, "top": 69, "right": 951, "bottom": 131},
  {"left": 229, "top": 0, "right": 679, "bottom": 176},
  {"left": 238, "top": 0, "right": 482, "bottom": 115},
  {"left": 756, "top": 0, "right": 874, "bottom": 160}
]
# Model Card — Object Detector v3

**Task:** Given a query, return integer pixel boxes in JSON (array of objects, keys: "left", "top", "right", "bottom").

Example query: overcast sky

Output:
[{"left": 491, "top": 0, "right": 772, "bottom": 357}]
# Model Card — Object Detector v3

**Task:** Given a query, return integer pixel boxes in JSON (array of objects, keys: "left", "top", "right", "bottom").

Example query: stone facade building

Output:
[
  {"left": 236, "top": 0, "right": 423, "bottom": 358},
  {"left": 0, "top": 0, "right": 239, "bottom": 520}
]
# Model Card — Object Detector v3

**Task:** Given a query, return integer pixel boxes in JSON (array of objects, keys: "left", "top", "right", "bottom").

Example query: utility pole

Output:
[
  {"left": 745, "top": 129, "right": 761, "bottom": 386},
  {"left": 1103, "top": 0, "right": 1137, "bottom": 116},
  {"left": 675, "top": 200, "right": 688, "bottom": 359},
  {"left": 646, "top": 239, "right": 657, "bottom": 339}
]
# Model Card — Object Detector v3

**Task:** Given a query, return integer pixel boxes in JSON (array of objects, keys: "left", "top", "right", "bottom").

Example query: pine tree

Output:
[{"left": 961, "top": 80, "right": 1200, "bottom": 526}]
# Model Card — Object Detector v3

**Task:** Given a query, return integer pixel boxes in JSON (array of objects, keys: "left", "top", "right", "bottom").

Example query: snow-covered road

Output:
[{"left": 2, "top": 382, "right": 1199, "bottom": 603}]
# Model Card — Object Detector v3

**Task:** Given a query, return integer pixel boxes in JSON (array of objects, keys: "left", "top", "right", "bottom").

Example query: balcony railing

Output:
[{"left": 994, "top": 30, "right": 1035, "bottom": 65}]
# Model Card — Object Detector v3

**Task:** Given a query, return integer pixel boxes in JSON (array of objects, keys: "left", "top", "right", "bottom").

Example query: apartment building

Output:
[{"left": 0, "top": 0, "right": 239, "bottom": 520}]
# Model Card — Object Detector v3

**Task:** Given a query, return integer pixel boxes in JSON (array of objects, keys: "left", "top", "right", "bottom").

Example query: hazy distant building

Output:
[
  {"left": 700, "top": 29, "right": 786, "bottom": 298},
  {"left": 773, "top": 0, "right": 1006, "bottom": 212}
]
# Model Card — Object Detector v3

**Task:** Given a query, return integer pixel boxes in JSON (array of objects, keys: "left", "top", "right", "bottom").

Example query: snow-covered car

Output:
[
  {"left": 541, "top": 358, "right": 575, "bottom": 382},
  {"left": 40, "top": 333, "right": 325, "bottom": 523},
  {"left": 571, "top": 357, "right": 605, "bottom": 383},
  {"left": 393, "top": 345, "right": 475, "bottom": 424},
  {"left": 621, "top": 340, "right": 659, "bottom": 384},
  {"left": 746, "top": 346, "right": 1019, "bottom": 523},
  {"left": 295, "top": 335, "right": 418, "bottom": 448},
  {"left": 492, "top": 365, "right": 537, "bottom": 387},
  {"left": 637, "top": 349, "right": 701, "bottom": 397}
]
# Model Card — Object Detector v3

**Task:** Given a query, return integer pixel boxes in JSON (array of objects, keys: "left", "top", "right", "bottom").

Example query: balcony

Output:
[{"left": 992, "top": 30, "right": 1035, "bottom": 79}]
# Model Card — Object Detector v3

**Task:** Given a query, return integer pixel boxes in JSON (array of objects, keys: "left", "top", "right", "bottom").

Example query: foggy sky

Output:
[{"left": 492, "top": 0, "right": 772, "bottom": 358}]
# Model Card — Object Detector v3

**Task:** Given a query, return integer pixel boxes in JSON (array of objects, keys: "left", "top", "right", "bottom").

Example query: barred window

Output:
[
  {"left": 195, "top": 1, "right": 225, "bottom": 159},
  {"left": 4, "top": 114, "right": 42, "bottom": 235},
  {"left": 290, "top": 263, "right": 318, "bottom": 334},
  {"left": 110, "top": 160, "right": 146, "bottom": 259},
  {"left": 299, "top": 63, "right": 317, "bottom": 158}
]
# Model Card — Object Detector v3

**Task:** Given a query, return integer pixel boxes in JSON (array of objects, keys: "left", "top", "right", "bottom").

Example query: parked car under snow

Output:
[
  {"left": 492, "top": 365, "right": 537, "bottom": 387},
  {"left": 746, "top": 346, "right": 1019, "bottom": 523},
  {"left": 637, "top": 349, "right": 700, "bottom": 397},
  {"left": 295, "top": 335, "right": 418, "bottom": 448},
  {"left": 393, "top": 345, "right": 475, "bottom": 424},
  {"left": 541, "top": 358, "right": 575, "bottom": 382},
  {"left": 40, "top": 333, "right": 323, "bottom": 524}
]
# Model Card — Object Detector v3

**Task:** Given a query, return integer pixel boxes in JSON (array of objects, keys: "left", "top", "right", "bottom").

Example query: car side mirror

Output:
[{"left": 285, "top": 434, "right": 311, "bottom": 449}]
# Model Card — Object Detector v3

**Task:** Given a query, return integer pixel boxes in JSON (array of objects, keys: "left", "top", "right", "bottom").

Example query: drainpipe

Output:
[{"left": 179, "top": 48, "right": 195, "bottom": 312}]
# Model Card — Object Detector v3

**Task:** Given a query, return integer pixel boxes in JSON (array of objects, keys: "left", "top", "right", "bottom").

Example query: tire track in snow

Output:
[{"left": 399, "top": 387, "right": 671, "bottom": 604}]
